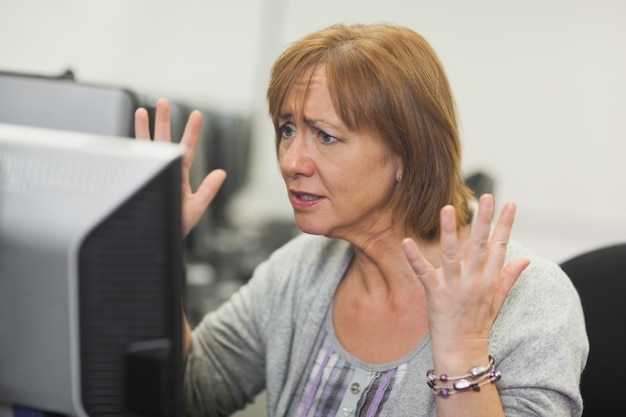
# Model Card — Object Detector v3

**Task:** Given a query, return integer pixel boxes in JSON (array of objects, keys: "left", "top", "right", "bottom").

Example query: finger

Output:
[
  {"left": 402, "top": 237, "right": 435, "bottom": 281},
  {"left": 498, "top": 257, "right": 531, "bottom": 297},
  {"left": 182, "top": 169, "right": 227, "bottom": 237},
  {"left": 153, "top": 98, "right": 172, "bottom": 142},
  {"left": 466, "top": 193, "right": 495, "bottom": 271},
  {"left": 196, "top": 169, "right": 227, "bottom": 205},
  {"left": 180, "top": 110, "right": 203, "bottom": 173},
  {"left": 134, "top": 107, "right": 151, "bottom": 141},
  {"left": 439, "top": 205, "right": 461, "bottom": 279},
  {"left": 484, "top": 202, "right": 517, "bottom": 277}
]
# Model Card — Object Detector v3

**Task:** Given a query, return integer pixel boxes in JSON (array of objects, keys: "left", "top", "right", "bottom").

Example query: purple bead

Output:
[
  {"left": 439, "top": 388, "right": 450, "bottom": 398},
  {"left": 491, "top": 370, "right": 502, "bottom": 383},
  {"left": 453, "top": 378, "right": 472, "bottom": 391},
  {"left": 440, "top": 374, "right": 448, "bottom": 382}
]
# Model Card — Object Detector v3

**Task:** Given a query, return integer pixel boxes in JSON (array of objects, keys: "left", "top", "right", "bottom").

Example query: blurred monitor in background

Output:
[
  {"left": 0, "top": 70, "right": 138, "bottom": 137},
  {"left": 201, "top": 109, "right": 251, "bottom": 226}
]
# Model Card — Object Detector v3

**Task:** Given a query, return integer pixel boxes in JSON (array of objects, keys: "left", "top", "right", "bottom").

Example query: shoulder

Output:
[
  {"left": 506, "top": 240, "right": 576, "bottom": 297},
  {"left": 495, "top": 238, "right": 587, "bottom": 340}
]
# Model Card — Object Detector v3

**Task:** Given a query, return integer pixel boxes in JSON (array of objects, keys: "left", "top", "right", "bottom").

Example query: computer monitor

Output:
[
  {"left": 0, "top": 70, "right": 138, "bottom": 138},
  {"left": 0, "top": 123, "right": 185, "bottom": 417}
]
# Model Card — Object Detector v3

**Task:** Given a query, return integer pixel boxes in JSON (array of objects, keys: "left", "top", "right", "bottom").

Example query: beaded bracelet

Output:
[{"left": 426, "top": 355, "right": 501, "bottom": 398}]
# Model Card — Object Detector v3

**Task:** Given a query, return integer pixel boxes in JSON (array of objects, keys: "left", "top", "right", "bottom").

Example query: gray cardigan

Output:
[{"left": 185, "top": 233, "right": 589, "bottom": 417}]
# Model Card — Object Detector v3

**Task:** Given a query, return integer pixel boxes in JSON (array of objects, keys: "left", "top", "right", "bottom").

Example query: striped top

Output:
[{"left": 291, "top": 307, "right": 412, "bottom": 417}]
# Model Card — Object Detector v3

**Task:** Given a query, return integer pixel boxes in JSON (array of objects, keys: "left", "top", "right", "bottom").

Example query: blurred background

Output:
[{"left": 1, "top": 1, "right": 625, "bottom": 415}]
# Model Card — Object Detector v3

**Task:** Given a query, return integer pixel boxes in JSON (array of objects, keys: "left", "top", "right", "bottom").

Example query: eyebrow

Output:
[
  {"left": 278, "top": 113, "right": 321, "bottom": 126},
  {"left": 278, "top": 113, "right": 336, "bottom": 130}
]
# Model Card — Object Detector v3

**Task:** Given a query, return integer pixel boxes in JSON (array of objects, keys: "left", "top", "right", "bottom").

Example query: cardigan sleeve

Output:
[
  {"left": 183, "top": 233, "right": 349, "bottom": 417},
  {"left": 491, "top": 243, "right": 589, "bottom": 417}
]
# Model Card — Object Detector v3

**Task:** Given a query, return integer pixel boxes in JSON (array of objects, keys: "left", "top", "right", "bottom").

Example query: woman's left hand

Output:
[
  {"left": 402, "top": 193, "right": 530, "bottom": 355},
  {"left": 134, "top": 98, "right": 227, "bottom": 237}
]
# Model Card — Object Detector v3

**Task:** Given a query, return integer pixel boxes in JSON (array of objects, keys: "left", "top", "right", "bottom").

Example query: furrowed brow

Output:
[{"left": 278, "top": 112, "right": 293, "bottom": 121}]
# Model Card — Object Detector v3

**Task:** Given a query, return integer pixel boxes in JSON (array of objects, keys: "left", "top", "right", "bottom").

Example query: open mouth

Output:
[
  {"left": 296, "top": 193, "right": 321, "bottom": 201},
  {"left": 290, "top": 191, "right": 324, "bottom": 208}
]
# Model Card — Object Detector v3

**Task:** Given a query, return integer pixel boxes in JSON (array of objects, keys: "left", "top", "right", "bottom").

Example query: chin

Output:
[
  {"left": 295, "top": 224, "right": 325, "bottom": 236},
  {"left": 293, "top": 215, "right": 331, "bottom": 237}
]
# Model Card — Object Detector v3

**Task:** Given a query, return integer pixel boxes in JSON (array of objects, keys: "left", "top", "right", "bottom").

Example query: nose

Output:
[{"left": 279, "top": 134, "right": 315, "bottom": 178}]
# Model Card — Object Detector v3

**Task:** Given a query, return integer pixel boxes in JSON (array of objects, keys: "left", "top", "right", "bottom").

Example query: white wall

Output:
[
  {"left": 0, "top": 0, "right": 265, "bottom": 111},
  {"left": 1, "top": 0, "right": 625, "bottom": 263}
]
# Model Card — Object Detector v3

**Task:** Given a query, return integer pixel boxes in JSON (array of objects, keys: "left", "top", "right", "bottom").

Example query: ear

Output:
[{"left": 395, "top": 155, "right": 403, "bottom": 182}]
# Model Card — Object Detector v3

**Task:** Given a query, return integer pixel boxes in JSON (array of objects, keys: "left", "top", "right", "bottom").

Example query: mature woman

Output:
[{"left": 135, "top": 23, "right": 588, "bottom": 417}]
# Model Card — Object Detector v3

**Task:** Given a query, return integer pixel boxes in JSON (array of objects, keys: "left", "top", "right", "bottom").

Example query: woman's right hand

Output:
[
  {"left": 402, "top": 194, "right": 530, "bottom": 358},
  {"left": 134, "top": 98, "right": 227, "bottom": 237}
]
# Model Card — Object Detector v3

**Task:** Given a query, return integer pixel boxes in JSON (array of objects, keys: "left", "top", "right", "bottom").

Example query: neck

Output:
[
  {"left": 344, "top": 223, "right": 470, "bottom": 298},
  {"left": 346, "top": 235, "right": 425, "bottom": 299}
]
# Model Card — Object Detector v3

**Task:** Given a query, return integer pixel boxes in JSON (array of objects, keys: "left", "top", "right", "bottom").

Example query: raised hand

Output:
[
  {"left": 401, "top": 194, "right": 531, "bottom": 354},
  {"left": 134, "top": 98, "right": 227, "bottom": 237}
]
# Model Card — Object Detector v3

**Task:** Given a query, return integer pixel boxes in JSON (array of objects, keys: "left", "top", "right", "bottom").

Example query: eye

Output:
[
  {"left": 317, "top": 130, "right": 338, "bottom": 145},
  {"left": 278, "top": 122, "right": 296, "bottom": 140}
]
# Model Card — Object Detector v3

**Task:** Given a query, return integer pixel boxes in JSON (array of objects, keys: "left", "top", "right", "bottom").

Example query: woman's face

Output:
[{"left": 277, "top": 66, "right": 401, "bottom": 241}]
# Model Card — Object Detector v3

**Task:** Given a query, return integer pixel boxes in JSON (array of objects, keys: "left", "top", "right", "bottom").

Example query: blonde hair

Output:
[{"left": 267, "top": 23, "right": 474, "bottom": 240}]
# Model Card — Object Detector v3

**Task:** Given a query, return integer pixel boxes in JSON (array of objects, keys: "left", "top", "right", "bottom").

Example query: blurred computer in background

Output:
[{"left": 0, "top": 69, "right": 138, "bottom": 137}]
